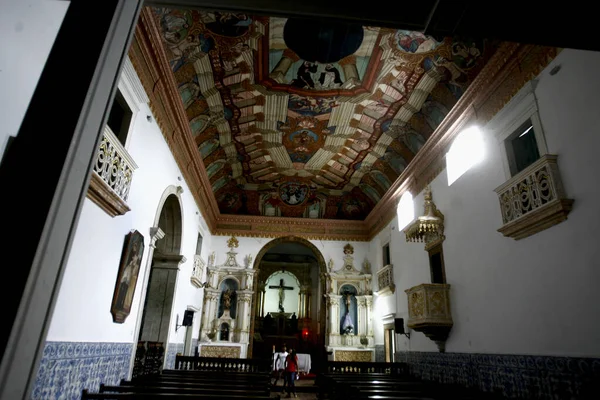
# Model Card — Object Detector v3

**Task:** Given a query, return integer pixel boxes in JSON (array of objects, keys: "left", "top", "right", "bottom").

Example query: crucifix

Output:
[{"left": 269, "top": 278, "right": 293, "bottom": 313}]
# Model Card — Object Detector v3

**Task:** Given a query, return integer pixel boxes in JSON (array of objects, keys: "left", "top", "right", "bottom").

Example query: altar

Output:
[
  {"left": 199, "top": 342, "right": 247, "bottom": 358},
  {"left": 272, "top": 352, "right": 312, "bottom": 374}
]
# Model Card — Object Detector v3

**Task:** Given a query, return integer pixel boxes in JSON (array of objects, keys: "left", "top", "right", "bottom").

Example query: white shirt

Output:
[{"left": 274, "top": 351, "right": 288, "bottom": 371}]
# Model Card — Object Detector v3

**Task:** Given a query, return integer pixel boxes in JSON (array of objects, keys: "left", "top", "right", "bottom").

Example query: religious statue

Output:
[
  {"left": 328, "top": 258, "right": 334, "bottom": 272},
  {"left": 269, "top": 278, "right": 293, "bottom": 313},
  {"left": 222, "top": 288, "right": 234, "bottom": 310},
  {"left": 342, "top": 290, "right": 354, "bottom": 335},
  {"left": 364, "top": 260, "right": 371, "bottom": 274}
]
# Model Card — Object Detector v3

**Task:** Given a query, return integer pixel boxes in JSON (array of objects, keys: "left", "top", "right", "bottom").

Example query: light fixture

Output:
[{"left": 404, "top": 186, "right": 445, "bottom": 250}]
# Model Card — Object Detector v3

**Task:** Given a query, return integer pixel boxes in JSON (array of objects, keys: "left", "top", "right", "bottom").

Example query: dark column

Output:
[{"left": 0, "top": 1, "right": 142, "bottom": 399}]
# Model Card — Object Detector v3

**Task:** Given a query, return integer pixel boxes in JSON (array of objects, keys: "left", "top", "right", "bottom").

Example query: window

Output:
[
  {"left": 382, "top": 243, "right": 390, "bottom": 266},
  {"left": 107, "top": 89, "right": 133, "bottom": 146},
  {"left": 486, "top": 81, "right": 548, "bottom": 180},
  {"left": 504, "top": 119, "right": 540, "bottom": 176},
  {"left": 428, "top": 244, "right": 446, "bottom": 284},
  {"left": 195, "top": 233, "right": 203, "bottom": 256},
  {"left": 396, "top": 191, "right": 414, "bottom": 231},
  {"left": 446, "top": 126, "right": 485, "bottom": 186}
]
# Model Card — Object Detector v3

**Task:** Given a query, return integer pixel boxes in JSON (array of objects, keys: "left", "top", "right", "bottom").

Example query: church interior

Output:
[{"left": 1, "top": 1, "right": 600, "bottom": 399}]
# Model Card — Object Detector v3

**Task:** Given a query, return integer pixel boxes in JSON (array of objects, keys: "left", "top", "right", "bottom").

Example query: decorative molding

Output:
[
  {"left": 31, "top": 341, "right": 134, "bottom": 400},
  {"left": 87, "top": 172, "right": 131, "bottom": 217},
  {"left": 495, "top": 155, "right": 573, "bottom": 240},
  {"left": 398, "top": 351, "right": 600, "bottom": 400},
  {"left": 130, "top": 11, "right": 557, "bottom": 241},
  {"left": 377, "top": 264, "right": 395, "bottom": 296},
  {"left": 118, "top": 55, "right": 150, "bottom": 114},
  {"left": 199, "top": 345, "right": 241, "bottom": 358}
]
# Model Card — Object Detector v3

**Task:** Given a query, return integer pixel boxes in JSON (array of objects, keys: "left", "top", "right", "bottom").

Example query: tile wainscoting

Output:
[
  {"left": 165, "top": 342, "right": 184, "bottom": 370},
  {"left": 32, "top": 341, "right": 134, "bottom": 400},
  {"left": 375, "top": 344, "right": 385, "bottom": 362},
  {"left": 396, "top": 351, "right": 600, "bottom": 399}
]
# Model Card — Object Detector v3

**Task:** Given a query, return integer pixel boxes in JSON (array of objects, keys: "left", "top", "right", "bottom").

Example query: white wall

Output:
[
  {"left": 378, "top": 48, "right": 600, "bottom": 358},
  {"left": 47, "top": 97, "right": 212, "bottom": 345},
  {"left": 0, "top": 0, "right": 68, "bottom": 158}
]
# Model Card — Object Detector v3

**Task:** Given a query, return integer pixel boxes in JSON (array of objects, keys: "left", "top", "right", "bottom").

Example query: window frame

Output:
[
  {"left": 382, "top": 242, "right": 391, "bottom": 266},
  {"left": 486, "top": 81, "right": 548, "bottom": 180}
]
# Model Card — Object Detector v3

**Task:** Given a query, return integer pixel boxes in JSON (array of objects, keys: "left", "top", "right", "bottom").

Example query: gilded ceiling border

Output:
[
  {"left": 130, "top": 6, "right": 556, "bottom": 242},
  {"left": 129, "top": 8, "right": 220, "bottom": 231},
  {"left": 364, "top": 43, "right": 558, "bottom": 239}
]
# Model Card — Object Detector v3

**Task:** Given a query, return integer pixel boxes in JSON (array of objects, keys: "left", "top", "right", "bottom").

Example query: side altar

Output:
[
  {"left": 323, "top": 244, "right": 375, "bottom": 362},
  {"left": 199, "top": 237, "right": 255, "bottom": 358}
]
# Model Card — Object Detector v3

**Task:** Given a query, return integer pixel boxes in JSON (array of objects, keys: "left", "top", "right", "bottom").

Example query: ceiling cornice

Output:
[{"left": 130, "top": 7, "right": 557, "bottom": 242}]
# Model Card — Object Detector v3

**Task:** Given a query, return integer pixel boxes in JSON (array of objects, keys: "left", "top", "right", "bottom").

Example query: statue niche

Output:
[
  {"left": 340, "top": 284, "right": 358, "bottom": 335},
  {"left": 219, "top": 279, "right": 238, "bottom": 319}
]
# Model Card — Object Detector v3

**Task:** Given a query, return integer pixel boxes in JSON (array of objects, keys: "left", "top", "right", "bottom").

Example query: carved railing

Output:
[
  {"left": 174, "top": 356, "right": 271, "bottom": 373},
  {"left": 377, "top": 264, "right": 395, "bottom": 296},
  {"left": 495, "top": 154, "right": 573, "bottom": 240},
  {"left": 190, "top": 255, "right": 206, "bottom": 288},
  {"left": 322, "top": 361, "right": 408, "bottom": 375},
  {"left": 87, "top": 125, "right": 138, "bottom": 216}
]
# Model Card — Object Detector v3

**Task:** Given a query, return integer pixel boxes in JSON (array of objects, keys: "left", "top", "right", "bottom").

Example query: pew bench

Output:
[
  {"left": 83, "top": 391, "right": 277, "bottom": 400},
  {"left": 101, "top": 384, "right": 270, "bottom": 397}
]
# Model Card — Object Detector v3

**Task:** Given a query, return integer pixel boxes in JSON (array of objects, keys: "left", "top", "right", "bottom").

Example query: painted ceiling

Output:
[{"left": 154, "top": 8, "right": 496, "bottom": 221}]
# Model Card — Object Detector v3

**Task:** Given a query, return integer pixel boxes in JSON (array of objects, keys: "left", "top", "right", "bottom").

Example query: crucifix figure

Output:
[{"left": 269, "top": 278, "right": 293, "bottom": 313}]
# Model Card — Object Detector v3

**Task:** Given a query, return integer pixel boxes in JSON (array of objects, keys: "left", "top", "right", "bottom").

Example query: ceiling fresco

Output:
[{"left": 154, "top": 8, "right": 497, "bottom": 221}]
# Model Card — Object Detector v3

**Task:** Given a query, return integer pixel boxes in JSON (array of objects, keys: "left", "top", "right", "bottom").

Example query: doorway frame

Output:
[{"left": 383, "top": 322, "right": 396, "bottom": 362}]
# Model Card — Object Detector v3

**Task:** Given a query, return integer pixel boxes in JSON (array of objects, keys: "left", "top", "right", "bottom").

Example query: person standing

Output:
[
  {"left": 285, "top": 348, "right": 299, "bottom": 398},
  {"left": 273, "top": 344, "right": 288, "bottom": 388}
]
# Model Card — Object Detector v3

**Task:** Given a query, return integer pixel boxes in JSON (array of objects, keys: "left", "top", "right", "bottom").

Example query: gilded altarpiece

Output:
[
  {"left": 323, "top": 244, "right": 375, "bottom": 361},
  {"left": 199, "top": 237, "right": 255, "bottom": 358}
]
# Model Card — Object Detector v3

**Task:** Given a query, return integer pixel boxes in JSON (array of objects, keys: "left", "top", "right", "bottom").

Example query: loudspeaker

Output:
[
  {"left": 395, "top": 318, "right": 405, "bottom": 334},
  {"left": 182, "top": 310, "right": 194, "bottom": 326}
]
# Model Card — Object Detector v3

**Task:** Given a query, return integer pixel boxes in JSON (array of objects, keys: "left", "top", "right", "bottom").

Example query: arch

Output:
[
  {"left": 252, "top": 236, "right": 326, "bottom": 273},
  {"left": 249, "top": 236, "right": 327, "bottom": 358},
  {"left": 338, "top": 282, "right": 360, "bottom": 295},
  {"left": 153, "top": 185, "right": 185, "bottom": 252},
  {"left": 265, "top": 270, "right": 301, "bottom": 288},
  {"left": 218, "top": 275, "right": 241, "bottom": 289},
  {"left": 136, "top": 185, "right": 184, "bottom": 370}
]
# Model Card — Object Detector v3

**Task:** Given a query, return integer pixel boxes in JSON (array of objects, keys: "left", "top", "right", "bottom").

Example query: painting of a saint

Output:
[
  {"left": 318, "top": 64, "right": 343, "bottom": 89},
  {"left": 111, "top": 230, "right": 145, "bottom": 323}
]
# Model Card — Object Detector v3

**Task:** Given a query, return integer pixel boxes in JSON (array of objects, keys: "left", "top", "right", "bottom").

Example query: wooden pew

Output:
[
  {"left": 100, "top": 383, "right": 269, "bottom": 397},
  {"left": 82, "top": 391, "right": 276, "bottom": 399},
  {"left": 83, "top": 367, "right": 274, "bottom": 399},
  {"left": 318, "top": 372, "right": 423, "bottom": 399},
  {"left": 121, "top": 379, "right": 268, "bottom": 390}
]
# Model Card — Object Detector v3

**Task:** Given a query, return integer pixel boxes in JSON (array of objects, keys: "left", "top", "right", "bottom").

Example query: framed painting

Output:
[{"left": 111, "top": 230, "right": 145, "bottom": 323}]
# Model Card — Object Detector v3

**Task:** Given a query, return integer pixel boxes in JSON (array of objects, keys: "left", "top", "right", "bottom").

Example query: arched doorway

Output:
[
  {"left": 135, "top": 192, "right": 183, "bottom": 375},
  {"left": 250, "top": 236, "right": 327, "bottom": 372}
]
